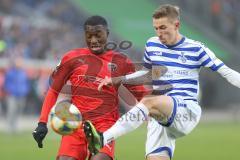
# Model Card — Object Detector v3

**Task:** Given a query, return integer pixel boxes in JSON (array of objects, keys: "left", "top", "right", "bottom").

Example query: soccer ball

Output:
[{"left": 50, "top": 100, "right": 82, "bottom": 135}]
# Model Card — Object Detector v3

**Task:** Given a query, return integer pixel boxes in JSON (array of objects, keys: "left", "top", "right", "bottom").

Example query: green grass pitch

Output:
[{"left": 0, "top": 122, "right": 239, "bottom": 160}]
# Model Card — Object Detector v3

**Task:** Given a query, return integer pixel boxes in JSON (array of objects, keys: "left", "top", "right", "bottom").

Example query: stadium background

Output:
[{"left": 0, "top": 0, "right": 239, "bottom": 159}]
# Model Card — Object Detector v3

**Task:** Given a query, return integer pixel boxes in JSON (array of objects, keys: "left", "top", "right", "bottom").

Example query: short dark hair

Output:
[
  {"left": 152, "top": 4, "right": 180, "bottom": 21},
  {"left": 84, "top": 15, "right": 108, "bottom": 30}
]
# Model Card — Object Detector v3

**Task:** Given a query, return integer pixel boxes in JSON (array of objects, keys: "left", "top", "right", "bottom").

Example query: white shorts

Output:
[{"left": 145, "top": 97, "right": 201, "bottom": 159}]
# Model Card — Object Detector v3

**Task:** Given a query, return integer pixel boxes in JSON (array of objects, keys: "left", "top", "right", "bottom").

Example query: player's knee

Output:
[
  {"left": 141, "top": 95, "right": 171, "bottom": 109},
  {"left": 146, "top": 155, "right": 170, "bottom": 160},
  {"left": 90, "top": 153, "right": 112, "bottom": 160},
  {"left": 141, "top": 95, "right": 174, "bottom": 120},
  {"left": 57, "top": 156, "right": 77, "bottom": 160},
  {"left": 141, "top": 96, "right": 157, "bottom": 110}
]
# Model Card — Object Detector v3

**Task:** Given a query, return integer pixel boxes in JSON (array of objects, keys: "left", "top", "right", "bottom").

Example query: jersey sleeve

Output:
[
  {"left": 39, "top": 53, "right": 73, "bottom": 123},
  {"left": 199, "top": 46, "right": 225, "bottom": 71},
  {"left": 143, "top": 44, "right": 152, "bottom": 69},
  {"left": 39, "top": 88, "right": 58, "bottom": 123},
  {"left": 123, "top": 58, "right": 150, "bottom": 101}
]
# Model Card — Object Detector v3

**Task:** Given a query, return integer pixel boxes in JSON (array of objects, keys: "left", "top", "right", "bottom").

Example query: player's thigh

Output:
[
  {"left": 58, "top": 130, "right": 88, "bottom": 160},
  {"left": 93, "top": 141, "right": 115, "bottom": 160},
  {"left": 90, "top": 153, "right": 112, "bottom": 160},
  {"left": 167, "top": 98, "right": 201, "bottom": 137},
  {"left": 57, "top": 156, "right": 77, "bottom": 160},
  {"left": 147, "top": 155, "right": 170, "bottom": 160},
  {"left": 141, "top": 95, "right": 174, "bottom": 119}
]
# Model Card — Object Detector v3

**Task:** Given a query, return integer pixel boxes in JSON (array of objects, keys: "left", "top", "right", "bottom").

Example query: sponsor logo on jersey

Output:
[{"left": 152, "top": 51, "right": 162, "bottom": 56}]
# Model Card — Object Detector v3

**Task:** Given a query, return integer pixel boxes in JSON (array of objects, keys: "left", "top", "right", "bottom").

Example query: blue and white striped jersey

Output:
[{"left": 143, "top": 36, "right": 225, "bottom": 102}]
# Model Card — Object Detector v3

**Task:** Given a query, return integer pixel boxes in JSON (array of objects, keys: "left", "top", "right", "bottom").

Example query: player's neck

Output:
[
  {"left": 90, "top": 48, "right": 110, "bottom": 55},
  {"left": 166, "top": 33, "right": 183, "bottom": 47},
  {"left": 173, "top": 33, "right": 182, "bottom": 45}
]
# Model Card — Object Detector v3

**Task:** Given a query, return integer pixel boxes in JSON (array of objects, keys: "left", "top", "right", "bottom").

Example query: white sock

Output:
[{"left": 103, "top": 103, "right": 149, "bottom": 145}]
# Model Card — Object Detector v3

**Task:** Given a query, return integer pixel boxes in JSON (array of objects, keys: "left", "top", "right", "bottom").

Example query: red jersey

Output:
[{"left": 39, "top": 48, "right": 147, "bottom": 132}]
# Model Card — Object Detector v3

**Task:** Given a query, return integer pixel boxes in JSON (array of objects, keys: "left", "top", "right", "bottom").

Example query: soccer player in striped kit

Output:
[{"left": 84, "top": 4, "right": 240, "bottom": 160}]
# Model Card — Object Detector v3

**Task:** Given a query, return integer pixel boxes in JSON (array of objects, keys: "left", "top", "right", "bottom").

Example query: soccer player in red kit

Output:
[{"left": 32, "top": 16, "right": 147, "bottom": 160}]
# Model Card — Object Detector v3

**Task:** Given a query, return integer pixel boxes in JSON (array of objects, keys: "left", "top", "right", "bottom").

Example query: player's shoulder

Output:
[
  {"left": 146, "top": 36, "right": 161, "bottom": 44},
  {"left": 109, "top": 51, "right": 134, "bottom": 67},
  {"left": 63, "top": 48, "right": 89, "bottom": 58},
  {"left": 61, "top": 48, "right": 89, "bottom": 63},
  {"left": 184, "top": 37, "right": 206, "bottom": 49},
  {"left": 111, "top": 50, "right": 130, "bottom": 60}
]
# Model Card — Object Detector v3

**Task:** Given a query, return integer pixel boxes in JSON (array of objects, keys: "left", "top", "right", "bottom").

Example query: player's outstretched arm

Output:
[
  {"left": 217, "top": 65, "right": 240, "bottom": 88},
  {"left": 199, "top": 45, "right": 240, "bottom": 88},
  {"left": 98, "top": 67, "right": 151, "bottom": 91}
]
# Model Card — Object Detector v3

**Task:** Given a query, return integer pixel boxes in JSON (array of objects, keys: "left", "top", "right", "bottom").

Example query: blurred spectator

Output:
[
  {"left": 0, "top": 0, "right": 86, "bottom": 60},
  {"left": 0, "top": 0, "right": 134, "bottom": 118},
  {"left": 0, "top": 0, "right": 93, "bottom": 118},
  {"left": 0, "top": 69, "right": 5, "bottom": 116},
  {"left": 3, "top": 58, "right": 30, "bottom": 133},
  {"left": 221, "top": 0, "right": 238, "bottom": 42},
  {"left": 179, "top": 0, "right": 240, "bottom": 44},
  {"left": 211, "top": 0, "right": 221, "bottom": 30},
  {"left": 25, "top": 69, "right": 49, "bottom": 114}
]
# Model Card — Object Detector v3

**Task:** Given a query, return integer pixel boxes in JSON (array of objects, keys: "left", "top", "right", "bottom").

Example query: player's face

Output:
[
  {"left": 85, "top": 25, "right": 108, "bottom": 54},
  {"left": 153, "top": 17, "right": 180, "bottom": 46}
]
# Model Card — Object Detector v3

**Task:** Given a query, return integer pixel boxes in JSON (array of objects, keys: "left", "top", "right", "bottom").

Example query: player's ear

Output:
[
  {"left": 175, "top": 21, "right": 180, "bottom": 29},
  {"left": 106, "top": 28, "right": 109, "bottom": 36}
]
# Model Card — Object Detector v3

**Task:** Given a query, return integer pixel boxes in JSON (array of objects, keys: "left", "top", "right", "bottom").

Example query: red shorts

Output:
[{"left": 57, "top": 128, "right": 115, "bottom": 160}]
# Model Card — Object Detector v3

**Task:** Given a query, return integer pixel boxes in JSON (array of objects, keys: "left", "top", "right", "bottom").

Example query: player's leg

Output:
[
  {"left": 142, "top": 95, "right": 174, "bottom": 122},
  {"left": 90, "top": 153, "right": 112, "bottom": 160},
  {"left": 102, "top": 95, "right": 174, "bottom": 144},
  {"left": 146, "top": 98, "right": 201, "bottom": 160},
  {"left": 145, "top": 118, "right": 174, "bottom": 160},
  {"left": 6, "top": 96, "right": 18, "bottom": 133},
  {"left": 147, "top": 156, "right": 170, "bottom": 160},
  {"left": 89, "top": 139, "right": 115, "bottom": 160},
  {"left": 84, "top": 95, "right": 174, "bottom": 153},
  {"left": 166, "top": 98, "right": 202, "bottom": 138},
  {"left": 57, "top": 156, "right": 77, "bottom": 160},
  {"left": 57, "top": 129, "right": 88, "bottom": 160}
]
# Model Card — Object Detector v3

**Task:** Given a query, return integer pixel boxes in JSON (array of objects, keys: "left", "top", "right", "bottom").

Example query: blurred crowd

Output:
[
  {"left": 209, "top": 0, "right": 240, "bottom": 42},
  {"left": 0, "top": 0, "right": 86, "bottom": 60},
  {"left": 179, "top": 0, "right": 240, "bottom": 44},
  {"left": 0, "top": 0, "right": 133, "bottom": 133},
  {"left": 0, "top": 0, "right": 89, "bottom": 133},
  {"left": 1, "top": 0, "right": 239, "bottom": 132}
]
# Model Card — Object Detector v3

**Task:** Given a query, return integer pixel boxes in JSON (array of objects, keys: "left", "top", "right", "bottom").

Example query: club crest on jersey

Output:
[
  {"left": 178, "top": 52, "right": 187, "bottom": 63},
  {"left": 108, "top": 63, "right": 117, "bottom": 72}
]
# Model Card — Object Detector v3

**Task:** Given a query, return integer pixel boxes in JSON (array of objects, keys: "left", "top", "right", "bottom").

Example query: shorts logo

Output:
[
  {"left": 108, "top": 63, "right": 117, "bottom": 72},
  {"left": 105, "top": 144, "right": 112, "bottom": 152},
  {"left": 178, "top": 52, "right": 187, "bottom": 63}
]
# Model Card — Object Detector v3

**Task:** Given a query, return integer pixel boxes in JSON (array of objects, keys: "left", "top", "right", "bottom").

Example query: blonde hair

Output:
[{"left": 153, "top": 4, "right": 180, "bottom": 21}]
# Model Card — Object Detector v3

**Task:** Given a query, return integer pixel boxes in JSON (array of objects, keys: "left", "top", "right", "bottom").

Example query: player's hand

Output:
[
  {"left": 98, "top": 76, "right": 124, "bottom": 91},
  {"left": 98, "top": 76, "right": 112, "bottom": 91},
  {"left": 32, "top": 122, "right": 48, "bottom": 148}
]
